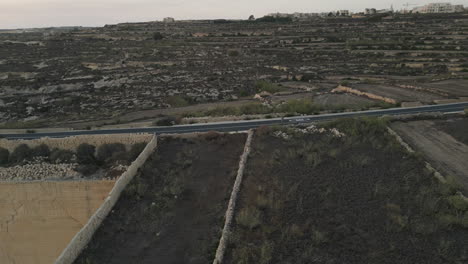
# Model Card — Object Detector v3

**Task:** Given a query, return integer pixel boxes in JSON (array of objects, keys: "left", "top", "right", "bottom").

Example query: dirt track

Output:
[{"left": 392, "top": 120, "right": 468, "bottom": 194}]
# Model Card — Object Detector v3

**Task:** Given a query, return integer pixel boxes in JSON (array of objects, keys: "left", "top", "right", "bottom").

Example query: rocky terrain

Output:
[{"left": 1, "top": 13, "right": 468, "bottom": 128}]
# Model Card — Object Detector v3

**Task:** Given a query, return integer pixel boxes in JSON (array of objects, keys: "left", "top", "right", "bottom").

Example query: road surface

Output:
[{"left": 1, "top": 102, "right": 467, "bottom": 139}]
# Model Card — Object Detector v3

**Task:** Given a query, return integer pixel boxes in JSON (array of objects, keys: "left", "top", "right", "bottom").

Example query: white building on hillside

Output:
[{"left": 413, "top": 3, "right": 465, "bottom": 13}]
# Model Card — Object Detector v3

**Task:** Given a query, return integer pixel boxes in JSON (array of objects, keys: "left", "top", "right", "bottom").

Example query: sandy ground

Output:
[
  {"left": 0, "top": 180, "right": 115, "bottom": 264},
  {"left": 392, "top": 120, "right": 468, "bottom": 194}
]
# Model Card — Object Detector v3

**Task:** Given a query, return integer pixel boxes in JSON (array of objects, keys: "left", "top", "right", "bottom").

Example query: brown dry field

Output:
[
  {"left": 0, "top": 180, "right": 115, "bottom": 264},
  {"left": 314, "top": 93, "right": 377, "bottom": 106},
  {"left": 392, "top": 120, "right": 468, "bottom": 194},
  {"left": 418, "top": 79, "right": 468, "bottom": 97},
  {"left": 353, "top": 84, "right": 444, "bottom": 103}
]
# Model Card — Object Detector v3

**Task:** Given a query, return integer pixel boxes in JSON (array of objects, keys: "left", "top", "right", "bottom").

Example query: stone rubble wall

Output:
[
  {"left": 54, "top": 135, "right": 158, "bottom": 264},
  {"left": 0, "top": 133, "right": 153, "bottom": 152},
  {"left": 212, "top": 130, "right": 254, "bottom": 264},
  {"left": 0, "top": 162, "right": 80, "bottom": 181}
]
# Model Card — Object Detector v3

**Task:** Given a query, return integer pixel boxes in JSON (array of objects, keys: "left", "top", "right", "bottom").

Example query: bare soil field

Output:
[
  {"left": 435, "top": 118, "right": 468, "bottom": 145},
  {"left": 352, "top": 84, "right": 444, "bottom": 103},
  {"left": 0, "top": 180, "right": 115, "bottom": 264},
  {"left": 75, "top": 133, "right": 247, "bottom": 264},
  {"left": 225, "top": 119, "right": 468, "bottom": 264},
  {"left": 392, "top": 120, "right": 468, "bottom": 194},
  {"left": 418, "top": 79, "right": 468, "bottom": 97}
]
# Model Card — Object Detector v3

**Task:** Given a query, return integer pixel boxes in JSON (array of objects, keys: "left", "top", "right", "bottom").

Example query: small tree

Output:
[
  {"left": 97, "top": 143, "right": 126, "bottom": 162},
  {"left": 76, "top": 143, "right": 96, "bottom": 164},
  {"left": 32, "top": 144, "right": 50, "bottom": 158},
  {"left": 153, "top": 32, "right": 164, "bottom": 41},
  {"left": 50, "top": 149, "right": 74, "bottom": 163},
  {"left": 128, "top": 143, "right": 147, "bottom": 161},
  {"left": 248, "top": 15, "right": 255, "bottom": 21},
  {"left": 0, "top": 147, "right": 9, "bottom": 166},
  {"left": 10, "top": 144, "right": 32, "bottom": 163}
]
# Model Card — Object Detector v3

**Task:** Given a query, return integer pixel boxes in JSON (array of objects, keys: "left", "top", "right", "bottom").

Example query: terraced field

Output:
[{"left": 1, "top": 13, "right": 467, "bottom": 127}]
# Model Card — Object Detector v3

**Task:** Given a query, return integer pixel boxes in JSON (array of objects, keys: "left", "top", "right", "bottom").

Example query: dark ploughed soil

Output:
[
  {"left": 225, "top": 119, "right": 468, "bottom": 264},
  {"left": 75, "top": 132, "right": 246, "bottom": 264},
  {"left": 436, "top": 117, "right": 468, "bottom": 145}
]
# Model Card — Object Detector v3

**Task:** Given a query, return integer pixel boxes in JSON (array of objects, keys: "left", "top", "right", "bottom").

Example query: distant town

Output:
[{"left": 266, "top": 2, "right": 465, "bottom": 20}]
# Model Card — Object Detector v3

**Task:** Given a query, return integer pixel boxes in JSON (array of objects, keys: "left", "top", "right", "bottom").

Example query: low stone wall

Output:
[
  {"left": 0, "top": 133, "right": 152, "bottom": 152},
  {"left": 54, "top": 135, "right": 158, "bottom": 264},
  {"left": 213, "top": 130, "right": 254, "bottom": 264}
]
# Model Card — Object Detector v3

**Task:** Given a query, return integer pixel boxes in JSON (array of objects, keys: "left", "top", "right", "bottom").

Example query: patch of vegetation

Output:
[
  {"left": 228, "top": 49, "right": 240, "bottom": 57},
  {"left": 165, "top": 95, "right": 191, "bottom": 107},
  {"left": 255, "top": 81, "right": 285, "bottom": 94},
  {"left": 0, "top": 147, "right": 9, "bottom": 166},
  {"left": 255, "top": 16, "right": 293, "bottom": 23},
  {"left": 182, "top": 99, "right": 395, "bottom": 119},
  {"left": 0, "top": 120, "right": 48, "bottom": 129}
]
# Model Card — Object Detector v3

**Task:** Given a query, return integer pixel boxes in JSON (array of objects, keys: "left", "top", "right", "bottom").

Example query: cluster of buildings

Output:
[
  {"left": 412, "top": 3, "right": 465, "bottom": 14},
  {"left": 265, "top": 2, "right": 465, "bottom": 20}
]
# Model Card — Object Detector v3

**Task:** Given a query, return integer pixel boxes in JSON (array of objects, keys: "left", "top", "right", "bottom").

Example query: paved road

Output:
[{"left": 1, "top": 102, "right": 467, "bottom": 139}]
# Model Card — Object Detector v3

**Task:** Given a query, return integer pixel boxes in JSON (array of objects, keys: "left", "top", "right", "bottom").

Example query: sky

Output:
[{"left": 1, "top": 0, "right": 467, "bottom": 29}]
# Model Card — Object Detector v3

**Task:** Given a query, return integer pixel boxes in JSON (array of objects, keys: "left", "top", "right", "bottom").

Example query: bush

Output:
[
  {"left": 166, "top": 95, "right": 190, "bottom": 107},
  {"left": 97, "top": 143, "right": 126, "bottom": 162},
  {"left": 228, "top": 50, "right": 240, "bottom": 57},
  {"left": 153, "top": 32, "right": 164, "bottom": 41},
  {"left": 237, "top": 207, "right": 262, "bottom": 230},
  {"left": 76, "top": 164, "right": 100, "bottom": 176},
  {"left": 50, "top": 149, "right": 74, "bottom": 163},
  {"left": 128, "top": 142, "right": 147, "bottom": 161},
  {"left": 255, "top": 81, "right": 284, "bottom": 94},
  {"left": 0, "top": 147, "right": 9, "bottom": 165},
  {"left": 76, "top": 143, "right": 96, "bottom": 164},
  {"left": 10, "top": 144, "right": 32, "bottom": 163},
  {"left": 278, "top": 99, "right": 321, "bottom": 115},
  {"left": 155, "top": 116, "right": 180, "bottom": 126},
  {"left": 32, "top": 144, "right": 50, "bottom": 158}
]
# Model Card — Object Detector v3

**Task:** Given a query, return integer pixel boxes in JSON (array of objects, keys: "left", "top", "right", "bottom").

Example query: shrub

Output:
[
  {"left": 75, "top": 164, "right": 100, "bottom": 176},
  {"left": 0, "top": 147, "right": 9, "bottom": 165},
  {"left": 153, "top": 32, "right": 164, "bottom": 41},
  {"left": 50, "top": 149, "right": 74, "bottom": 163},
  {"left": 97, "top": 143, "right": 126, "bottom": 162},
  {"left": 128, "top": 142, "right": 147, "bottom": 161},
  {"left": 166, "top": 95, "right": 190, "bottom": 107},
  {"left": 155, "top": 116, "right": 180, "bottom": 126},
  {"left": 228, "top": 49, "right": 240, "bottom": 57},
  {"left": 32, "top": 144, "right": 50, "bottom": 158},
  {"left": 255, "top": 80, "right": 284, "bottom": 94},
  {"left": 203, "top": 131, "right": 221, "bottom": 141},
  {"left": 76, "top": 143, "right": 96, "bottom": 164},
  {"left": 278, "top": 99, "right": 321, "bottom": 115},
  {"left": 10, "top": 144, "right": 32, "bottom": 163},
  {"left": 237, "top": 207, "right": 262, "bottom": 230}
]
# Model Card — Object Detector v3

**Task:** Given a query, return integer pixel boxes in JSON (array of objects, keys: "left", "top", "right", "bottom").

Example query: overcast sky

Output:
[{"left": 1, "top": 0, "right": 467, "bottom": 29}]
